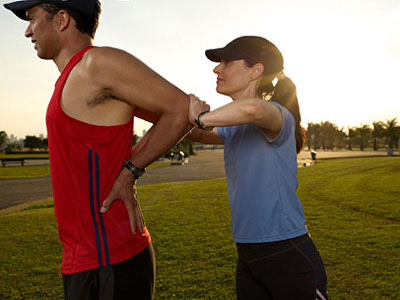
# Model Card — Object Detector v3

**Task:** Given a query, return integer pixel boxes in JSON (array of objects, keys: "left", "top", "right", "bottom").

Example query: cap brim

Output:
[
  {"left": 205, "top": 48, "right": 243, "bottom": 62},
  {"left": 4, "top": 0, "right": 43, "bottom": 20}
]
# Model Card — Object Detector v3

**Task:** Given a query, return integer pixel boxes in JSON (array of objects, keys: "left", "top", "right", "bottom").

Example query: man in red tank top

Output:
[{"left": 4, "top": 1, "right": 209, "bottom": 299}]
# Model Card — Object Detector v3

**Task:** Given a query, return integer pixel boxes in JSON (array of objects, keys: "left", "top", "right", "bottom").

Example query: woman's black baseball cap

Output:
[
  {"left": 205, "top": 36, "right": 284, "bottom": 74},
  {"left": 4, "top": 0, "right": 99, "bottom": 20}
]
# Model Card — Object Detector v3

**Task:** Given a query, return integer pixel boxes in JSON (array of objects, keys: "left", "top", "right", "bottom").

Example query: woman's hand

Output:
[{"left": 188, "top": 94, "right": 210, "bottom": 126}]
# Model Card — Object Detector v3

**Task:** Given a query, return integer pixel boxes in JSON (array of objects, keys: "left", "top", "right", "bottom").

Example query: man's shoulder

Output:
[
  {"left": 80, "top": 46, "right": 144, "bottom": 75},
  {"left": 83, "top": 46, "right": 128, "bottom": 65},
  {"left": 88, "top": 46, "right": 129, "bottom": 56}
]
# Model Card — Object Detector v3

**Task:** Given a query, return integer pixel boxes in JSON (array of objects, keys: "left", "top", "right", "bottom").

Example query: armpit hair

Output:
[{"left": 87, "top": 90, "right": 116, "bottom": 107}]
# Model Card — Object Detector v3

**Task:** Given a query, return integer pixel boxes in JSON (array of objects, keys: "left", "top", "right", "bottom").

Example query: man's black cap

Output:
[
  {"left": 205, "top": 36, "right": 284, "bottom": 74},
  {"left": 4, "top": 0, "right": 98, "bottom": 20}
]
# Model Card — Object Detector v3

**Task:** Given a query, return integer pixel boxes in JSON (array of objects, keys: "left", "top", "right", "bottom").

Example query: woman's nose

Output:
[{"left": 213, "top": 63, "right": 222, "bottom": 74}]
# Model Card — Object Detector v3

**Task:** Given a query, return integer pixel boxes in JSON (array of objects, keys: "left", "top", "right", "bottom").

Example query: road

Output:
[{"left": 0, "top": 149, "right": 390, "bottom": 212}]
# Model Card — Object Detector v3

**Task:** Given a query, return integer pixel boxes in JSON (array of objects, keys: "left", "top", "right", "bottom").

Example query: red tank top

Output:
[{"left": 46, "top": 46, "right": 151, "bottom": 275}]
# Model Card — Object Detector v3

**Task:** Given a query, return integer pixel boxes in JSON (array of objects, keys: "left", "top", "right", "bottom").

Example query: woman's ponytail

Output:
[{"left": 259, "top": 75, "right": 305, "bottom": 153}]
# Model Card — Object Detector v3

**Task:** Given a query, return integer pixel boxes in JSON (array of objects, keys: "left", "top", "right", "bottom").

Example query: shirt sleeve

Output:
[
  {"left": 217, "top": 126, "right": 228, "bottom": 142},
  {"left": 263, "top": 102, "right": 295, "bottom": 146}
]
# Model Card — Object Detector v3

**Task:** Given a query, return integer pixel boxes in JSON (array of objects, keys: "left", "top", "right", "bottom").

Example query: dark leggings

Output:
[
  {"left": 236, "top": 234, "right": 328, "bottom": 300},
  {"left": 62, "top": 244, "right": 156, "bottom": 300}
]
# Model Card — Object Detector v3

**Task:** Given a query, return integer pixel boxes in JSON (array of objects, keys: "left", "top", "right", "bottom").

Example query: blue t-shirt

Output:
[{"left": 217, "top": 102, "right": 308, "bottom": 243}]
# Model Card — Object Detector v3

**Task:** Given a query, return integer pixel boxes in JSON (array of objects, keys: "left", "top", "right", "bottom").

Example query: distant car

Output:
[{"left": 170, "top": 151, "right": 185, "bottom": 165}]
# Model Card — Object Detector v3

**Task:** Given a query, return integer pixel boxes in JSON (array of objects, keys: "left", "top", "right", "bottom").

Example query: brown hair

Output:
[
  {"left": 245, "top": 60, "right": 305, "bottom": 153},
  {"left": 267, "top": 76, "right": 306, "bottom": 153}
]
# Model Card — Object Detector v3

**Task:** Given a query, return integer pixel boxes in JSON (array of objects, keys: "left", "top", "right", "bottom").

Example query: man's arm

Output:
[
  {"left": 87, "top": 47, "right": 191, "bottom": 166},
  {"left": 85, "top": 47, "right": 193, "bottom": 234},
  {"left": 185, "top": 128, "right": 224, "bottom": 145}
]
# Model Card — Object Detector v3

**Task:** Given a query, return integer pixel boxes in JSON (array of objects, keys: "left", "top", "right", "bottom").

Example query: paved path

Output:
[
  {"left": 0, "top": 150, "right": 226, "bottom": 211},
  {"left": 138, "top": 149, "right": 225, "bottom": 186},
  {"left": 0, "top": 149, "right": 391, "bottom": 212},
  {"left": 0, "top": 177, "right": 53, "bottom": 210}
]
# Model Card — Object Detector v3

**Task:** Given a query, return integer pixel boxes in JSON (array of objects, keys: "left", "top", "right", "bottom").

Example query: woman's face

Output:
[{"left": 213, "top": 59, "right": 257, "bottom": 99}]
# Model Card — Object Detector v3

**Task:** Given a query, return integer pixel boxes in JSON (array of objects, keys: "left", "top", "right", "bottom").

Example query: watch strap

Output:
[
  {"left": 123, "top": 160, "right": 145, "bottom": 179},
  {"left": 195, "top": 111, "right": 214, "bottom": 131}
]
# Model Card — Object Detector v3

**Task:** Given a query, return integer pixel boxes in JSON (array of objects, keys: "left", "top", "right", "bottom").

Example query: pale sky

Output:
[{"left": 1, "top": 0, "right": 399, "bottom": 139}]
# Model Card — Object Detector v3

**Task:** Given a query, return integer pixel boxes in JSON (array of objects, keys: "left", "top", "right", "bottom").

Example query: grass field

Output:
[
  {"left": 0, "top": 154, "right": 49, "bottom": 159},
  {"left": 0, "top": 157, "right": 399, "bottom": 299},
  {"left": 0, "top": 161, "right": 170, "bottom": 180},
  {"left": 0, "top": 166, "right": 51, "bottom": 180}
]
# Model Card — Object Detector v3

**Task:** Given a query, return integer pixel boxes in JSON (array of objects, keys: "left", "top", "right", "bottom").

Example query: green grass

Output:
[
  {"left": 0, "top": 154, "right": 49, "bottom": 159},
  {"left": 297, "top": 157, "right": 400, "bottom": 300},
  {"left": 0, "top": 161, "right": 169, "bottom": 180},
  {"left": 0, "top": 165, "right": 51, "bottom": 180},
  {"left": 0, "top": 154, "right": 50, "bottom": 179},
  {"left": 0, "top": 157, "right": 399, "bottom": 299},
  {"left": 147, "top": 161, "right": 171, "bottom": 169}
]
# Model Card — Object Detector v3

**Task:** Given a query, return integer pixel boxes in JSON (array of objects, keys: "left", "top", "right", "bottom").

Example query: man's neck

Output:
[{"left": 53, "top": 40, "right": 93, "bottom": 73}]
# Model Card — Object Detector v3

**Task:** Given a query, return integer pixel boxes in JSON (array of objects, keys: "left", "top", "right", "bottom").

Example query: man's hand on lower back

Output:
[{"left": 100, "top": 168, "right": 145, "bottom": 235}]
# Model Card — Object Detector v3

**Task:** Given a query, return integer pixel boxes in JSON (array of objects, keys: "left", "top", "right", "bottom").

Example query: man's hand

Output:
[{"left": 100, "top": 168, "right": 145, "bottom": 235}]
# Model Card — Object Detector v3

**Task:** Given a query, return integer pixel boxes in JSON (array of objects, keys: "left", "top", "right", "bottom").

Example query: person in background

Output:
[{"left": 186, "top": 36, "right": 328, "bottom": 300}]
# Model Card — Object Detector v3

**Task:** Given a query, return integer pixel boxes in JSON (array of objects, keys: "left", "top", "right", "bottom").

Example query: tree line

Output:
[
  {"left": 305, "top": 118, "right": 399, "bottom": 152},
  {"left": 1, "top": 118, "right": 399, "bottom": 154},
  {"left": 0, "top": 132, "right": 48, "bottom": 153}
]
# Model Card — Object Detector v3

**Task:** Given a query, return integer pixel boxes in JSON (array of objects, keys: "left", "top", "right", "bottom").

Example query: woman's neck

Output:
[
  {"left": 230, "top": 88, "right": 258, "bottom": 101},
  {"left": 230, "top": 77, "right": 261, "bottom": 101}
]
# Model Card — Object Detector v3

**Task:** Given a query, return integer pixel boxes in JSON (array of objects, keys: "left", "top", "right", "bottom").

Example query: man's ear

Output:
[
  {"left": 55, "top": 10, "right": 70, "bottom": 31},
  {"left": 251, "top": 63, "right": 264, "bottom": 80}
]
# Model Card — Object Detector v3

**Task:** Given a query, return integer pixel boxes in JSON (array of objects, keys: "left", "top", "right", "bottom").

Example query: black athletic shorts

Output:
[
  {"left": 62, "top": 243, "right": 155, "bottom": 300},
  {"left": 236, "top": 234, "right": 328, "bottom": 300}
]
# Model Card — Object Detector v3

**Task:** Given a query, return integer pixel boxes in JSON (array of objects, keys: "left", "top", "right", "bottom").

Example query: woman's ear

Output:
[{"left": 251, "top": 63, "right": 264, "bottom": 80}]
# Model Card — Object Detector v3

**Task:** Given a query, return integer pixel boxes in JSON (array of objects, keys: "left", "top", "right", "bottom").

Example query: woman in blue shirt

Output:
[{"left": 186, "top": 36, "right": 328, "bottom": 300}]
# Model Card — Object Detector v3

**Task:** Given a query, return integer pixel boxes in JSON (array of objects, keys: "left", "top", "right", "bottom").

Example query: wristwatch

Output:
[
  {"left": 195, "top": 110, "right": 214, "bottom": 131},
  {"left": 123, "top": 160, "right": 145, "bottom": 179}
]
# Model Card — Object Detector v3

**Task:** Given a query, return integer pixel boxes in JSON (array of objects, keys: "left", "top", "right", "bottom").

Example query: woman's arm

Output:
[
  {"left": 189, "top": 95, "right": 283, "bottom": 134},
  {"left": 186, "top": 94, "right": 223, "bottom": 144}
]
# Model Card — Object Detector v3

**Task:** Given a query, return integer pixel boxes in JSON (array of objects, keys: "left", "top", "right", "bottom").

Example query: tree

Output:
[
  {"left": 384, "top": 118, "right": 399, "bottom": 154},
  {"left": 336, "top": 127, "right": 348, "bottom": 149},
  {"left": 305, "top": 123, "right": 313, "bottom": 150},
  {"left": 5, "top": 142, "right": 22, "bottom": 153},
  {"left": 42, "top": 138, "right": 48, "bottom": 149},
  {"left": 0, "top": 131, "right": 8, "bottom": 151},
  {"left": 306, "top": 121, "right": 348, "bottom": 150},
  {"left": 371, "top": 121, "right": 384, "bottom": 151},
  {"left": 132, "top": 133, "right": 139, "bottom": 146},
  {"left": 320, "top": 121, "right": 339, "bottom": 150},
  {"left": 347, "top": 127, "right": 357, "bottom": 150},
  {"left": 174, "top": 139, "right": 194, "bottom": 156},
  {"left": 24, "top": 135, "right": 42, "bottom": 150},
  {"left": 356, "top": 124, "right": 371, "bottom": 151},
  {"left": 306, "top": 123, "right": 321, "bottom": 150}
]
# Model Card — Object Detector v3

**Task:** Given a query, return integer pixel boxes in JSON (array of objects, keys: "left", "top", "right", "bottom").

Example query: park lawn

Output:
[
  {"left": 0, "top": 154, "right": 50, "bottom": 179},
  {"left": 147, "top": 161, "right": 171, "bottom": 169},
  {"left": 0, "top": 157, "right": 399, "bottom": 299},
  {"left": 0, "top": 154, "right": 49, "bottom": 159},
  {"left": 0, "top": 165, "right": 51, "bottom": 180},
  {"left": 0, "top": 161, "right": 169, "bottom": 180}
]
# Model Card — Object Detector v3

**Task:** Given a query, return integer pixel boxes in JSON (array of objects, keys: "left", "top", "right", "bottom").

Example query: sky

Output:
[{"left": 1, "top": 0, "right": 399, "bottom": 139}]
